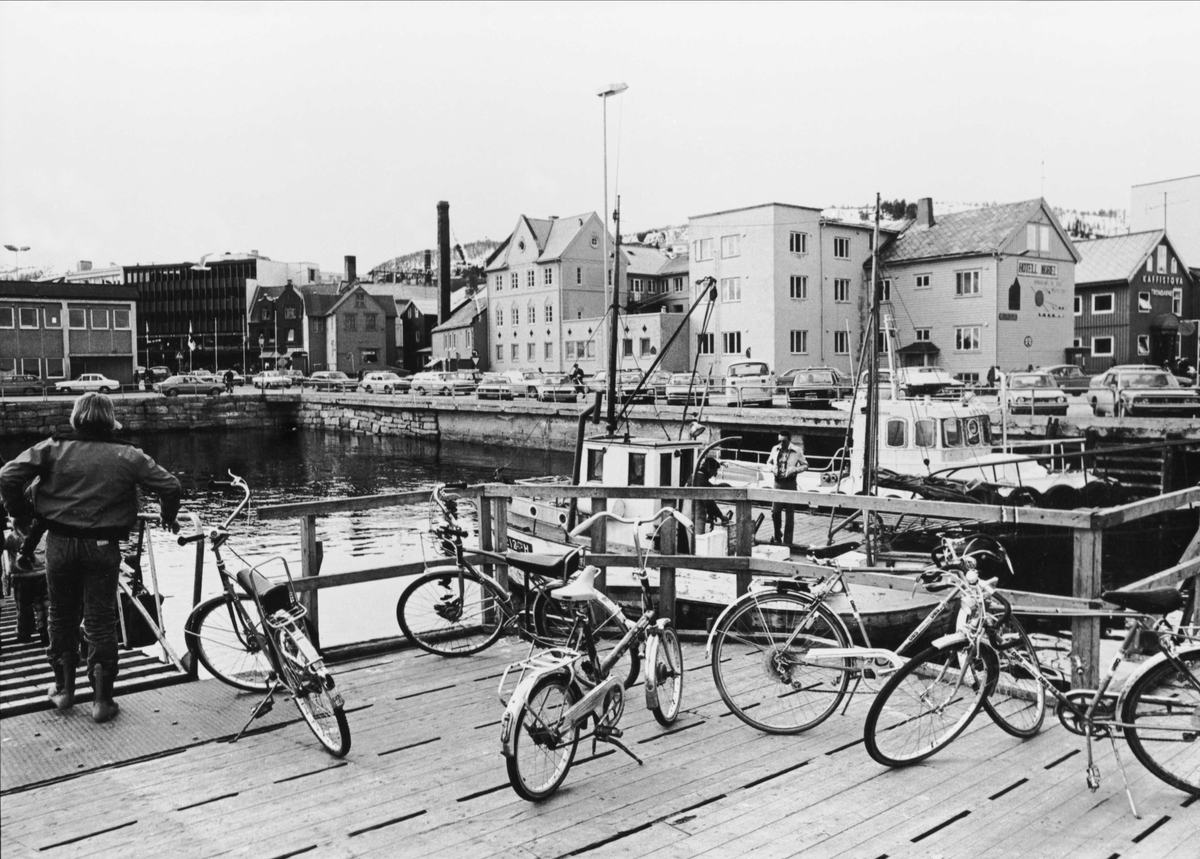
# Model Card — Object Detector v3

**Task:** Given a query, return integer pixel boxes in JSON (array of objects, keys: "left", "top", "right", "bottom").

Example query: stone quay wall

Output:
[{"left": 1, "top": 397, "right": 297, "bottom": 438}]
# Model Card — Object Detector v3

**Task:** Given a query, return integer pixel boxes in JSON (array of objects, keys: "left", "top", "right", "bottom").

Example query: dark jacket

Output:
[{"left": 0, "top": 431, "right": 181, "bottom": 541}]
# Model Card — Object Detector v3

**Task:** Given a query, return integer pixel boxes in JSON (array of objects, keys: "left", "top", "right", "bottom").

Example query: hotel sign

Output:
[{"left": 1017, "top": 261, "right": 1058, "bottom": 278}]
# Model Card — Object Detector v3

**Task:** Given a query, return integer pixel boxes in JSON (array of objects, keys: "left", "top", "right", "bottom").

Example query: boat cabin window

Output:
[
  {"left": 942, "top": 418, "right": 963, "bottom": 447},
  {"left": 885, "top": 418, "right": 906, "bottom": 448},
  {"left": 660, "top": 453, "right": 673, "bottom": 487},
  {"left": 915, "top": 419, "right": 936, "bottom": 448},
  {"left": 678, "top": 449, "right": 694, "bottom": 486},
  {"left": 964, "top": 416, "right": 983, "bottom": 446},
  {"left": 587, "top": 449, "right": 604, "bottom": 481},
  {"left": 629, "top": 453, "right": 646, "bottom": 486}
]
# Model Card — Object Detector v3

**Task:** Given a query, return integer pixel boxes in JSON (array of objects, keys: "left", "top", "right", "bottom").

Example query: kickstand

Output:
[
  {"left": 1109, "top": 735, "right": 1142, "bottom": 819},
  {"left": 231, "top": 680, "right": 281, "bottom": 744},
  {"left": 596, "top": 726, "right": 644, "bottom": 765},
  {"left": 840, "top": 671, "right": 864, "bottom": 716}
]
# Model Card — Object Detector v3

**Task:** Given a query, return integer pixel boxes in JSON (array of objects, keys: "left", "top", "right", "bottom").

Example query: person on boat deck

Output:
[
  {"left": 767, "top": 430, "right": 807, "bottom": 545},
  {"left": 691, "top": 457, "right": 731, "bottom": 534},
  {"left": 0, "top": 393, "right": 182, "bottom": 724}
]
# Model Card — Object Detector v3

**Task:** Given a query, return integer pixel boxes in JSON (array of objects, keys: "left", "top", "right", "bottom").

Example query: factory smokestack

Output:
[
  {"left": 438, "top": 201, "right": 451, "bottom": 324},
  {"left": 344, "top": 255, "right": 357, "bottom": 284}
]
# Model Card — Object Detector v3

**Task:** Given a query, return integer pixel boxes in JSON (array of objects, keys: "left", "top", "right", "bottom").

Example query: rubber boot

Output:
[
  {"left": 48, "top": 653, "right": 77, "bottom": 710},
  {"left": 90, "top": 664, "right": 120, "bottom": 723}
]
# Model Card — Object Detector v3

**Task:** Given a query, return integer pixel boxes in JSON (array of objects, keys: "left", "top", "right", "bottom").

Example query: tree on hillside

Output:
[{"left": 880, "top": 199, "right": 917, "bottom": 220}]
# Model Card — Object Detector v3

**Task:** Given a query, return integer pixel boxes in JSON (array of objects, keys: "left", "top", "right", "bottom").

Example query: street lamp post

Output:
[
  {"left": 261, "top": 295, "right": 280, "bottom": 370},
  {"left": 4, "top": 244, "right": 30, "bottom": 277},
  {"left": 597, "top": 82, "right": 627, "bottom": 435}
]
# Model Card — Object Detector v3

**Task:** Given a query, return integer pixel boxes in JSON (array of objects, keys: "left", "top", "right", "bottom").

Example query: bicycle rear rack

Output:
[{"left": 498, "top": 647, "right": 581, "bottom": 707}]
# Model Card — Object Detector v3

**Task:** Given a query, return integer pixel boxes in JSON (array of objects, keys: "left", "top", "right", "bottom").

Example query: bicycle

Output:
[
  {"left": 180, "top": 472, "right": 350, "bottom": 757},
  {"left": 498, "top": 507, "right": 690, "bottom": 801},
  {"left": 978, "top": 586, "right": 1198, "bottom": 815},
  {"left": 395, "top": 483, "right": 637, "bottom": 686},
  {"left": 707, "top": 531, "right": 1017, "bottom": 742}
]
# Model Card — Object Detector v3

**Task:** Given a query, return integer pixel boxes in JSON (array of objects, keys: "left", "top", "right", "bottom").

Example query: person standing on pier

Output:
[
  {"left": 0, "top": 393, "right": 182, "bottom": 723},
  {"left": 767, "top": 430, "right": 807, "bottom": 546}
]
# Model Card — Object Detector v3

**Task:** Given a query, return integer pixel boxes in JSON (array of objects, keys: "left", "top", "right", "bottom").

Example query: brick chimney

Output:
[
  {"left": 344, "top": 255, "right": 357, "bottom": 283},
  {"left": 916, "top": 198, "right": 935, "bottom": 228}
]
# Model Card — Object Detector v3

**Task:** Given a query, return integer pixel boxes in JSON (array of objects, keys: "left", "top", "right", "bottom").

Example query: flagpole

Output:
[{"left": 214, "top": 314, "right": 218, "bottom": 372}]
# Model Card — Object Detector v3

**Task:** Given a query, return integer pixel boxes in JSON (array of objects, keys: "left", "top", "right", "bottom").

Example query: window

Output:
[
  {"left": 697, "top": 333, "right": 715, "bottom": 355},
  {"left": 1171, "top": 258, "right": 1178, "bottom": 275},
  {"left": 1173, "top": 289, "right": 1183, "bottom": 315},
  {"left": 512, "top": 305, "right": 519, "bottom": 326},
  {"left": 885, "top": 419, "right": 907, "bottom": 448},
  {"left": 1157, "top": 246, "right": 1168, "bottom": 273},
  {"left": 360, "top": 349, "right": 377, "bottom": 363},
  {"left": 496, "top": 308, "right": 504, "bottom": 326},
  {"left": 915, "top": 419, "right": 935, "bottom": 448},
  {"left": 576, "top": 267, "right": 582, "bottom": 285},
  {"left": 1026, "top": 224, "right": 1037, "bottom": 249},
  {"left": 527, "top": 270, "right": 535, "bottom": 288},
  {"left": 790, "top": 330, "right": 808, "bottom": 354},
  {"left": 19, "top": 307, "right": 39, "bottom": 328},
  {"left": 833, "top": 331, "right": 849, "bottom": 355},
  {"left": 834, "top": 279, "right": 850, "bottom": 302},
  {"left": 790, "top": 275, "right": 808, "bottom": 299},
  {"left": 544, "top": 268, "right": 553, "bottom": 285},
  {"left": 722, "top": 331, "right": 742, "bottom": 354},
  {"left": 314, "top": 318, "right": 324, "bottom": 334},
  {"left": 1092, "top": 336, "right": 1113, "bottom": 357},
  {"left": 544, "top": 302, "right": 553, "bottom": 322},
  {"left": 496, "top": 345, "right": 504, "bottom": 361},
  {"left": 284, "top": 307, "right": 298, "bottom": 319},
  {"left": 878, "top": 279, "right": 891, "bottom": 302},
  {"left": 720, "top": 234, "right": 740, "bottom": 258},
  {"left": 1072, "top": 338, "right": 1082, "bottom": 348},
  {"left": 586, "top": 341, "right": 596, "bottom": 357},
  {"left": 21, "top": 358, "right": 39, "bottom": 375},
  {"left": 674, "top": 276, "right": 684, "bottom": 292},
  {"left": 955, "top": 270, "right": 980, "bottom": 296},
  {"left": 345, "top": 314, "right": 356, "bottom": 331},
  {"left": 1092, "top": 293, "right": 1114, "bottom": 314},
  {"left": 46, "top": 358, "right": 64, "bottom": 378},
  {"left": 112, "top": 309, "right": 129, "bottom": 329},
  {"left": 495, "top": 275, "right": 502, "bottom": 290},
  {"left": 511, "top": 272, "right": 518, "bottom": 289},
  {"left": 622, "top": 338, "right": 633, "bottom": 357},
  {"left": 632, "top": 278, "right": 643, "bottom": 294},
  {"left": 364, "top": 313, "right": 377, "bottom": 331},
  {"left": 287, "top": 329, "right": 296, "bottom": 344},
  {"left": 789, "top": 232, "right": 808, "bottom": 254},
  {"left": 261, "top": 308, "right": 271, "bottom": 321},
  {"left": 587, "top": 449, "right": 604, "bottom": 482},
  {"left": 915, "top": 274, "right": 931, "bottom": 289},
  {"left": 1138, "top": 292, "right": 1151, "bottom": 313},
  {"left": 629, "top": 453, "right": 646, "bottom": 486},
  {"left": 527, "top": 342, "right": 536, "bottom": 361},
  {"left": 695, "top": 238, "right": 714, "bottom": 260},
  {"left": 0, "top": 307, "right": 11, "bottom": 328},
  {"left": 720, "top": 277, "right": 741, "bottom": 302},
  {"left": 1146, "top": 256, "right": 1153, "bottom": 273},
  {"left": 565, "top": 341, "right": 575, "bottom": 359},
  {"left": 544, "top": 342, "right": 553, "bottom": 360},
  {"left": 955, "top": 326, "right": 981, "bottom": 351},
  {"left": 41, "top": 307, "right": 61, "bottom": 328},
  {"left": 637, "top": 337, "right": 650, "bottom": 356},
  {"left": 1074, "top": 295, "right": 1082, "bottom": 315},
  {"left": 1137, "top": 334, "right": 1150, "bottom": 355},
  {"left": 90, "top": 309, "right": 108, "bottom": 329},
  {"left": 527, "top": 302, "right": 536, "bottom": 324},
  {"left": 354, "top": 292, "right": 366, "bottom": 307},
  {"left": 833, "top": 237, "right": 850, "bottom": 259},
  {"left": 69, "top": 309, "right": 86, "bottom": 329},
  {"left": 915, "top": 327, "right": 931, "bottom": 341},
  {"left": 511, "top": 343, "right": 519, "bottom": 360}
]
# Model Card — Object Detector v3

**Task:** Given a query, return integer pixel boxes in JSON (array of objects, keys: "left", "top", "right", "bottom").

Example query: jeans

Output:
[
  {"left": 771, "top": 479, "right": 796, "bottom": 544},
  {"left": 45, "top": 532, "right": 121, "bottom": 675}
]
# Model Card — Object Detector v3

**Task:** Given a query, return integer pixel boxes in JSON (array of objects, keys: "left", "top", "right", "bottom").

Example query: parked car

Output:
[
  {"left": 55, "top": 373, "right": 120, "bottom": 394},
  {"left": 899, "top": 366, "right": 964, "bottom": 397},
  {"left": 0, "top": 374, "right": 49, "bottom": 396},
  {"left": 787, "top": 367, "right": 853, "bottom": 410},
  {"left": 582, "top": 369, "right": 651, "bottom": 402},
  {"left": 534, "top": 374, "right": 579, "bottom": 403},
  {"left": 1087, "top": 367, "right": 1200, "bottom": 418},
  {"left": 1038, "top": 364, "right": 1090, "bottom": 396},
  {"left": 146, "top": 366, "right": 173, "bottom": 383},
  {"left": 358, "top": 371, "right": 405, "bottom": 394},
  {"left": 1002, "top": 372, "right": 1069, "bottom": 416},
  {"left": 665, "top": 371, "right": 720, "bottom": 406},
  {"left": 501, "top": 370, "right": 543, "bottom": 398},
  {"left": 476, "top": 373, "right": 516, "bottom": 401},
  {"left": 154, "top": 374, "right": 224, "bottom": 397},
  {"left": 410, "top": 371, "right": 475, "bottom": 396},
  {"left": 723, "top": 361, "right": 776, "bottom": 407},
  {"left": 775, "top": 368, "right": 804, "bottom": 396},
  {"left": 252, "top": 370, "right": 293, "bottom": 389},
  {"left": 644, "top": 370, "right": 672, "bottom": 402},
  {"left": 304, "top": 371, "right": 357, "bottom": 392}
]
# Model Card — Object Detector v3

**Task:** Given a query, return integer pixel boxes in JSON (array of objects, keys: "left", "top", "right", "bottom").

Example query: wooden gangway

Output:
[{"left": 2, "top": 637, "right": 1196, "bottom": 859}]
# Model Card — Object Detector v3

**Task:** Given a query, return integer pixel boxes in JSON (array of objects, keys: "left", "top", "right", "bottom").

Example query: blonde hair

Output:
[{"left": 71, "top": 392, "right": 119, "bottom": 432}]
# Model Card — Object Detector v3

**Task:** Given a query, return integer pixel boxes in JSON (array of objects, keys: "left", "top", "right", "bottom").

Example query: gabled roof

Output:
[
  {"left": 486, "top": 213, "right": 600, "bottom": 271},
  {"left": 298, "top": 283, "right": 343, "bottom": 316},
  {"left": 880, "top": 198, "right": 1079, "bottom": 265},
  {"left": 432, "top": 297, "right": 488, "bottom": 333},
  {"left": 658, "top": 254, "right": 690, "bottom": 276},
  {"left": 621, "top": 245, "right": 671, "bottom": 277},
  {"left": 1073, "top": 230, "right": 1165, "bottom": 286}
]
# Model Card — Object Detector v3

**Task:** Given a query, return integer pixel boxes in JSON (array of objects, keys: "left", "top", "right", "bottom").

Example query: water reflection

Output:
[{"left": 1, "top": 428, "right": 573, "bottom": 652}]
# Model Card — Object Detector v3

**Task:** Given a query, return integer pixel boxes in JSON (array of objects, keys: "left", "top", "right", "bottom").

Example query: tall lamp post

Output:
[
  {"left": 261, "top": 295, "right": 280, "bottom": 370},
  {"left": 597, "top": 82, "right": 627, "bottom": 435},
  {"left": 4, "top": 244, "right": 30, "bottom": 277}
]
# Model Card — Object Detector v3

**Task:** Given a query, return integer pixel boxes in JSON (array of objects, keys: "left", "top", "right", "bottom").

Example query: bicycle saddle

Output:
[
  {"left": 1101, "top": 588, "right": 1184, "bottom": 615},
  {"left": 550, "top": 567, "right": 600, "bottom": 603},
  {"left": 507, "top": 551, "right": 581, "bottom": 581}
]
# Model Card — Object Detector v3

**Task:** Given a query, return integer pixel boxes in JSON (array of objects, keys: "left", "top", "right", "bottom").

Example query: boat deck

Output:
[{"left": 2, "top": 637, "right": 1195, "bottom": 859}]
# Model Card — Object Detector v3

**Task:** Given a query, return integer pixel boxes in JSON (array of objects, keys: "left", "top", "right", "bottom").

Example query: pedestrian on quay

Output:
[
  {"left": 766, "top": 430, "right": 807, "bottom": 546},
  {"left": 691, "top": 457, "right": 732, "bottom": 535},
  {"left": 0, "top": 393, "right": 182, "bottom": 723},
  {"left": 223, "top": 368, "right": 235, "bottom": 394}
]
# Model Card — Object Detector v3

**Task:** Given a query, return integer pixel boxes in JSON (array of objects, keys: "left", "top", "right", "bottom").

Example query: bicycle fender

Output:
[
  {"left": 704, "top": 589, "right": 820, "bottom": 659},
  {"left": 644, "top": 619, "right": 670, "bottom": 711},
  {"left": 932, "top": 631, "right": 969, "bottom": 649},
  {"left": 500, "top": 668, "right": 568, "bottom": 759},
  {"left": 1114, "top": 644, "right": 1200, "bottom": 714}
]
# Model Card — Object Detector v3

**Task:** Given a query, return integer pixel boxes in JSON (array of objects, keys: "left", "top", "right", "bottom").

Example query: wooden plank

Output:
[
  {"left": 1090, "top": 484, "right": 1200, "bottom": 528},
  {"left": 659, "top": 516, "right": 677, "bottom": 624},
  {"left": 299, "top": 514, "right": 321, "bottom": 650},
  {"left": 1072, "top": 528, "right": 1103, "bottom": 688},
  {"left": 1112, "top": 556, "right": 1200, "bottom": 593},
  {"left": 257, "top": 488, "right": 433, "bottom": 519}
]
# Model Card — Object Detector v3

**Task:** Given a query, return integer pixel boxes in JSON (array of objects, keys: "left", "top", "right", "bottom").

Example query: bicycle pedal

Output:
[{"left": 1086, "top": 766, "right": 1100, "bottom": 792}]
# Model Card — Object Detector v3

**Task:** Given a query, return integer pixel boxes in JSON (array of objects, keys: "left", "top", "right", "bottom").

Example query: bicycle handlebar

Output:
[{"left": 569, "top": 506, "right": 694, "bottom": 538}]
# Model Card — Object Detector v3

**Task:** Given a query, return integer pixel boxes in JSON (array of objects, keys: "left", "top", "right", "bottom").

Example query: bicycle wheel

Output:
[
  {"left": 186, "top": 594, "right": 273, "bottom": 692},
  {"left": 396, "top": 569, "right": 508, "bottom": 656},
  {"left": 1121, "top": 646, "right": 1199, "bottom": 794},
  {"left": 649, "top": 625, "right": 684, "bottom": 726},
  {"left": 532, "top": 590, "right": 639, "bottom": 688},
  {"left": 981, "top": 610, "right": 1047, "bottom": 738},
  {"left": 864, "top": 642, "right": 995, "bottom": 767},
  {"left": 506, "top": 675, "right": 580, "bottom": 801},
  {"left": 276, "top": 626, "right": 351, "bottom": 757},
  {"left": 710, "top": 592, "right": 852, "bottom": 734}
]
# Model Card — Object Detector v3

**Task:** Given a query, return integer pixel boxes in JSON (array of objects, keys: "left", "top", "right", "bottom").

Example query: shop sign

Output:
[{"left": 1018, "top": 261, "right": 1058, "bottom": 278}]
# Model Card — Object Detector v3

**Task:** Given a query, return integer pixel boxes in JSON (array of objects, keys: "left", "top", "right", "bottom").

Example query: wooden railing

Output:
[{"left": 256, "top": 483, "right": 1200, "bottom": 686}]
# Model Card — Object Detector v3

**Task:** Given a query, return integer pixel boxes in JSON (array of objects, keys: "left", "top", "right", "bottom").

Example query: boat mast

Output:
[
  {"left": 863, "top": 193, "right": 882, "bottom": 565},
  {"left": 606, "top": 198, "right": 622, "bottom": 436}
]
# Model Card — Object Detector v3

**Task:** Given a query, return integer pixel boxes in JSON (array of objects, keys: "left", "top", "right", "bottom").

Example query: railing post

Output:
[
  {"left": 479, "top": 490, "right": 494, "bottom": 581},
  {"left": 733, "top": 496, "right": 753, "bottom": 597},
  {"left": 492, "top": 494, "right": 509, "bottom": 593},
  {"left": 187, "top": 533, "right": 205, "bottom": 679},
  {"left": 1071, "top": 526, "right": 1102, "bottom": 688},
  {"left": 300, "top": 514, "right": 322, "bottom": 650},
  {"left": 591, "top": 497, "right": 607, "bottom": 594},
  {"left": 659, "top": 516, "right": 676, "bottom": 624}
]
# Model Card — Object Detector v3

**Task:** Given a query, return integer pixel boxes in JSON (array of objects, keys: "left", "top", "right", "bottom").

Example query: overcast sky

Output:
[{"left": 2, "top": 1, "right": 1196, "bottom": 277}]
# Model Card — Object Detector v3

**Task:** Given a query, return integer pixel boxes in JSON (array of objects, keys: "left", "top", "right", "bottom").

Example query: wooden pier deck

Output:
[{"left": 2, "top": 636, "right": 1195, "bottom": 859}]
